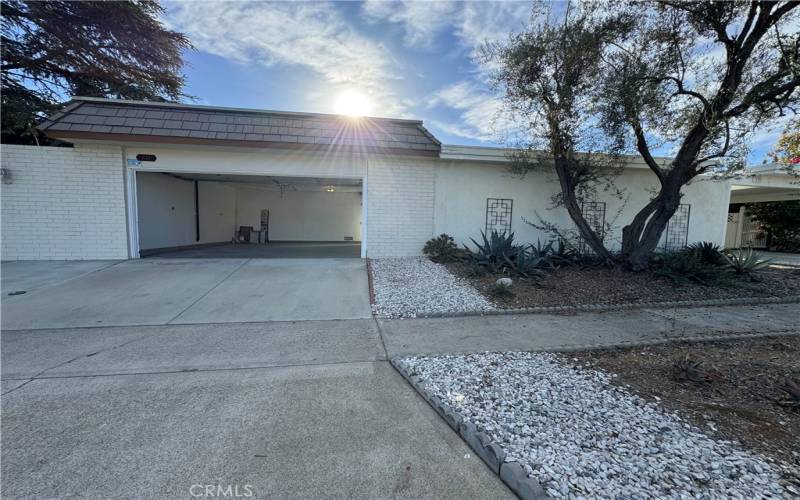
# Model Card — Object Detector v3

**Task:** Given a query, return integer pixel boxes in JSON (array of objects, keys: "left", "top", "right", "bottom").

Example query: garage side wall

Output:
[
  {"left": 1, "top": 144, "right": 128, "bottom": 260},
  {"left": 367, "top": 156, "right": 436, "bottom": 257}
]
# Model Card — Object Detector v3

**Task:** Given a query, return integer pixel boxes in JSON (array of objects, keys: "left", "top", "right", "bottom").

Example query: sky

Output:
[{"left": 161, "top": 0, "right": 785, "bottom": 162}]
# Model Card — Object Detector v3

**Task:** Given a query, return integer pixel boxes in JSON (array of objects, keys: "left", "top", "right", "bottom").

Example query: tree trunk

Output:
[
  {"left": 621, "top": 174, "right": 685, "bottom": 270},
  {"left": 553, "top": 156, "right": 616, "bottom": 264}
]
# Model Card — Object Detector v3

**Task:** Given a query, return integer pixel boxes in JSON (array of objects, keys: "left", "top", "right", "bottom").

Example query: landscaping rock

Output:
[
  {"left": 400, "top": 351, "right": 791, "bottom": 499},
  {"left": 370, "top": 258, "right": 495, "bottom": 318},
  {"left": 496, "top": 277, "right": 513, "bottom": 287}
]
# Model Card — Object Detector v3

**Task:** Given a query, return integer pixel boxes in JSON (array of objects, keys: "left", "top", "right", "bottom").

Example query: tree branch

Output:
[{"left": 631, "top": 119, "right": 666, "bottom": 185}]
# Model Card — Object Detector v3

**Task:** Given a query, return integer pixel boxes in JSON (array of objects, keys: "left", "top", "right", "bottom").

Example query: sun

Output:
[{"left": 335, "top": 90, "right": 373, "bottom": 117}]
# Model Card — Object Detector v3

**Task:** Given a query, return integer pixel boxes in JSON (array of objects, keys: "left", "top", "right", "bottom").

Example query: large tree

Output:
[
  {"left": 489, "top": 1, "right": 799, "bottom": 269},
  {"left": 1, "top": 0, "right": 190, "bottom": 144}
]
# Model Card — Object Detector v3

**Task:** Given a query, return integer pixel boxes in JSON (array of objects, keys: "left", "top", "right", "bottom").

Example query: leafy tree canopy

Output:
[
  {"left": 1, "top": 0, "right": 191, "bottom": 144},
  {"left": 746, "top": 200, "right": 800, "bottom": 252},
  {"left": 770, "top": 118, "right": 800, "bottom": 169},
  {"left": 487, "top": 1, "right": 799, "bottom": 269}
]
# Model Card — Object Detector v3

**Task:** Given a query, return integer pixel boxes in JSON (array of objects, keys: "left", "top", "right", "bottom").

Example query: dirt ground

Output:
[
  {"left": 571, "top": 335, "right": 800, "bottom": 483},
  {"left": 448, "top": 263, "right": 800, "bottom": 309}
]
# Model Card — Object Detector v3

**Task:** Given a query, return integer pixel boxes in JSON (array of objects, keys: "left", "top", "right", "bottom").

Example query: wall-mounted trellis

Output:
[
  {"left": 660, "top": 203, "right": 691, "bottom": 251},
  {"left": 578, "top": 201, "right": 606, "bottom": 255},
  {"left": 485, "top": 198, "right": 513, "bottom": 235}
]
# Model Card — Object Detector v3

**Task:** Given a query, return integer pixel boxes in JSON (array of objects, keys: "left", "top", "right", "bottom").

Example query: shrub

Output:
[
  {"left": 746, "top": 201, "right": 800, "bottom": 252},
  {"left": 723, "top": 248, "right": 773, "bottom": 275},
  {"left": 423, "top": 234, "right": 460, "bottom": 262},
  {"left": 686, "top": 241, "right": 726, "bottom": 266},
  {"left": 652, "top": 250, "right": 730, "bottom": 286}
]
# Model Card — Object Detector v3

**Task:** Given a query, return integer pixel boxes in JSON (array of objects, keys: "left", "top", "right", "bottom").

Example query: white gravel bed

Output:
[
  {"left": 370, "top": 257, "right": 495, "bottom": 318},
  {"left": 401, "top": 351, "right": 792, "bottom": 499}
]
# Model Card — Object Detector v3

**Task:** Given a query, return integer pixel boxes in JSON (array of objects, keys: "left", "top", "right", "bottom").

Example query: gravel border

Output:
[
  {"left": 392, "top": 358, "right": 548, "bottom": 499},
  {"left": 393, "top": 351, "right": 794, "bottom": 499},
  {"left": 370, "top": 258, "right": 496, "bottom": 318}
]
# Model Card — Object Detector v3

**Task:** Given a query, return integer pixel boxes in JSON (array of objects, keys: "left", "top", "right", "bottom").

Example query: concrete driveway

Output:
[
  {"left": 1, "top": 320, "right": 512, "bottom": 499},
  {"left": 1, "top": 258, "right": 372, "bottom": 330}
]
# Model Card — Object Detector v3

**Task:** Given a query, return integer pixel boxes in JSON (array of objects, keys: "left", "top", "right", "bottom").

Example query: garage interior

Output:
[{"left": 135, "top": 172, "right": 363, "bottom": 258}]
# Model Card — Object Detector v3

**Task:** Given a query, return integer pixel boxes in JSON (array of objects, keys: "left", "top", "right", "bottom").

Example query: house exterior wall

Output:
[
  {"left": 434, "top": 160, "right": 731, "bottom": 252},
  {"left": 0, "top": 144, "right": 128, "bottom": 260},
  {"left": 125, "top": 144, "right": 367, "bottom": 179},
  {"left": 1, "top": 142, "right": 732, "bottom": 261},
  {"left": 366, "top": 155, "right": 436, "bottom": 257}
]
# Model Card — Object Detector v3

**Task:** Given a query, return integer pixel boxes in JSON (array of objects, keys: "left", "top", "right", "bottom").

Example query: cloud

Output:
[
  {"left": 428, "top": 81, "right": 515, "bottom": 143},
  {"left": 361, "top": 1, "right": 457, "bottom": 49},
  {"left": 164, "top": 1, "right": 403, "bottom": 113},
  {"left": 362, "top": 1, "right": 530, "bottom": 54}
]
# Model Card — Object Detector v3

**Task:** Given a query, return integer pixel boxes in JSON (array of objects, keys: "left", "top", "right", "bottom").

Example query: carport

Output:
[{"left": 133, "top": 172, "right": 364, "bottom": 259}]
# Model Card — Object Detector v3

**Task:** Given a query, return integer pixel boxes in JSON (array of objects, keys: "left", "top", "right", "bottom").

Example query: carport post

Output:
[
  {"left": 361, "top": 175, "right": 368, "bottom": 258},
  {"left": 125, "top": 165, "right": 140, "bottom": 259}
]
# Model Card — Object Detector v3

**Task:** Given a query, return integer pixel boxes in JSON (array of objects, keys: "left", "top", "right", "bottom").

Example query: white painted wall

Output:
[
  {"left": 125, "top": 144, "right": 367, "bottom": 179},
  {"left": 433, "top": 160, "right": 731, "bottom": 252},
  {"left": 136, "top": 172, "right": 236, "bottom": 250},
  {"left": 234, "top": 185, "right": 361, "bottom": 241},
  {"left": 366, "top": 155, "right": 437, "bottom": 257},
  {"left": 0, "top": 144, "right": 128, "bottom": 260}
]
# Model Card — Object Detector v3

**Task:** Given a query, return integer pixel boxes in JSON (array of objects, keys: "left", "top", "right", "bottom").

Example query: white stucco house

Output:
[{"left": 1, "top": 97, "right": 736, "bottom": 261}]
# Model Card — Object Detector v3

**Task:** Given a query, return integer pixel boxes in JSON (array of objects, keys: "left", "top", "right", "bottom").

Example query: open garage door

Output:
[{"left": 132, "top": 172, "right": 364, "bottom": 258}]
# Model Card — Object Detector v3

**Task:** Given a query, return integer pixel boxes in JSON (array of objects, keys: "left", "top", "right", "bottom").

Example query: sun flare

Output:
[{"left": 335, "top": 90, "right": 373, "bottom": 117}]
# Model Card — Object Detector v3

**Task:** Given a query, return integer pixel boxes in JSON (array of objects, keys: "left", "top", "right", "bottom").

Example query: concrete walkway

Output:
[
  {"left": 761, "top": 251, "right": 800, "bottom": 267},
  {"left": 3, "top": 290, "right": 797, "bottom": 498},
  {"left": 2, "top": 258, "right": 372, "bottom": 330},
  {"left": 378, "top": 302, "right": 800, "bottom": 357},
  {"left": 1, "top": 319, "right": 512, "bottom": 499}
]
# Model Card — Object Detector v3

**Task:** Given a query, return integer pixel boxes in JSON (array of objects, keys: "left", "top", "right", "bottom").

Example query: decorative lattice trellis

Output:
[
  {"left": 485, "top": 198, "right": 513, "bottom": 235},
  {"left": 660, "top": 204, "right": 691, "bottom": 251},
  {"left": 579, "top": 201, "right": 606, "bottom": 255}
]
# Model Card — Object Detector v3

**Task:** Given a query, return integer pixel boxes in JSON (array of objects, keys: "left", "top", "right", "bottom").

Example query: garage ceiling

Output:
[{"left": 166, "top": 173, "right": 362, "bottom": 192}]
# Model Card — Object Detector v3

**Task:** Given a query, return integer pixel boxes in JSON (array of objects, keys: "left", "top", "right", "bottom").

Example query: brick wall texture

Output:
[
  {"left": 366, "top": 157, "right": 436, "bottom": 257},
  {"left": 1, "top": 144, "right": 128, "bottom": 260}
]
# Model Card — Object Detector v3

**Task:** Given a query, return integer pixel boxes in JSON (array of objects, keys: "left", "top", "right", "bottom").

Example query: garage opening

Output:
[{"left": 133, "top": 172, "right": 363, "bottom": 258}]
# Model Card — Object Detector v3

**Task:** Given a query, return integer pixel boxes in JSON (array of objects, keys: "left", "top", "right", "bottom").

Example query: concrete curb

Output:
[
  {"left": 404, "top": 294, "right": 800, "bottom": 319},
  {"left": 365, "top": 258, "right": 377, "bottom": 306},
  {"left": 391, "top": 358, "right": 548, "bottom": 500}
]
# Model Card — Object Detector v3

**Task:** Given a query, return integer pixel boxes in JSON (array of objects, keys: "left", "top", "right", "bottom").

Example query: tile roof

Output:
[{"left": 38, "top": 97, "right": 441, "bottom": 154}]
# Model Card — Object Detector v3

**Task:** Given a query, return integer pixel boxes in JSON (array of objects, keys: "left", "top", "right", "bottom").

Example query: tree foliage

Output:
[
  {"left": 746, "top": 200, "right": 800, "bottom": 252},
  {"left": 487, "top": 1, "right": 800, "bottom": 269},
  {"left": 1, "top": 0, "right": 191, "bottom": 144},
  {"left": 769, "top": 118, "right": 800, "bottom": 169}
]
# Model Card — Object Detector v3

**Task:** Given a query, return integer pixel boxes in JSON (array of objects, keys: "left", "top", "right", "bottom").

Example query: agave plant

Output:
[
  {"left": 672, "top": 356, "right": 713, "bottom": 384},
  {"left": 467, "top": 230, "right": 522, "bottom": 270},
  {"left": 723, "top": 248, "right": 773, "bottom": 275},
  {"left": 550, "top": 239, "right": 579, "bottom": 266},
  {"left": 503, "top": 248, "right": 549, "bottom": 277},
  {"left": 686, "top": 241, "right": 726, "bottom": 266}
]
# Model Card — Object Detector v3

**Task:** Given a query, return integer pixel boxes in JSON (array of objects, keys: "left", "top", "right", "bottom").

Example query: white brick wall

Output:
[
  {"left": 367, "top": 156, "right": 436, "bottom": 257},
  {"left": 1, "top": 144, "right": 128, "bottom": 260}
]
